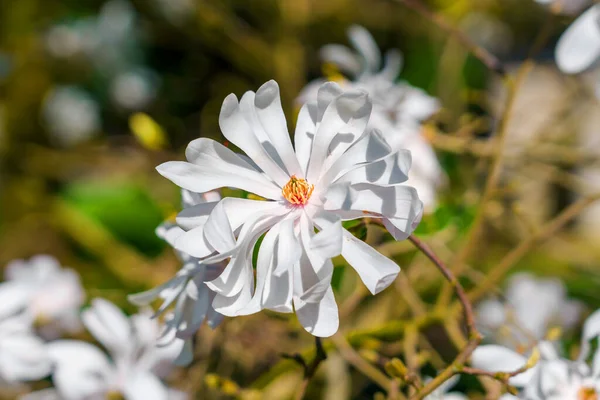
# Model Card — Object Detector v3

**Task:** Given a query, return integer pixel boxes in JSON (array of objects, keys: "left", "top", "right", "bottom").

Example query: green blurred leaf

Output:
[{"left": 61, "top": 180, "right": 165, "bottom": 257}]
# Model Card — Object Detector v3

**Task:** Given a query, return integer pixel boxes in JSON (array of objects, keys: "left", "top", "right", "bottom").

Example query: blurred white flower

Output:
[
  {"left": 0, "top": 313, "right": 51, "bottom": 384},
  {"left": 424, "top": 376, "right": 466, "bottom": 400},
  {"left": 476, "top": 273, "right": 582, "bottom": 349},
  {"left": 155, "top": 80, "right": 423, "bottom": 337},
  {"left": 0, "top": 255, "right": 84, "bottom": 340},
  {"left": 555, "top": 4, "right": 600, "bottom": 98},
  {"left": 110, "top": 69, "right": 159, "bottom": 110},
  {"left": 129, "top": 190, "right": 226, "bottom": 366},
  {"left": 472, "top": 309, "right": 600, "bottom": 399},
  {"left": 535, "top": 0, "right": 591, "bottom": 15},
  {"left": 298, "top": 25, "right": 444, "bottom": 212},
  {"left": 30, "top": 298, "right": 186, "bottom": 400},
  {"left": 42, "top": 86, "right": 101, "bottom": 147}
]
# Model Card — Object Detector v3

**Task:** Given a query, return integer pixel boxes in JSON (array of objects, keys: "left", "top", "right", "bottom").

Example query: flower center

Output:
[
  {"left": 106, "top": 391, "right": 125, "bottom": 400},
  {"left": 282, "top": 175, "right": 314, "bottom": 206},
  {"left": 579, "top": 387, "right": 598, "bottom": 400}
]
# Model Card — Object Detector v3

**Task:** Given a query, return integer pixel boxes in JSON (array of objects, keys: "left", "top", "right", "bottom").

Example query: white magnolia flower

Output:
[
  {"left": 0, "top": 255, "right": 85, "bottom": 340},
  {"left": 0, "top": 313, "right": 51, "bottom": 384},
  {"left": 471, "top": 309, "right": 600, "bottom": 400},
  {"left": 30, "top": 298, "right": 186, "bottom": 400},
  {"left": 555, "top": 4, "right": 600, "bottom": 96},
  {"left": 476, "top": 273, "right": 582, "bottom": 349},
  {"left": 298, "top": 25, "right": 444, "bottom": 211},
  {"left": 155, "top": 80, "right": 423, "bottom": 337},
  {"left": 42, "top": 86, "right": 101, "bottom": 147},
  {"left": 129, "top": 190, "right": 225, "bottom": 365},
  {"left": 424, "top": 376, "right": 466, "bottom": 400}
]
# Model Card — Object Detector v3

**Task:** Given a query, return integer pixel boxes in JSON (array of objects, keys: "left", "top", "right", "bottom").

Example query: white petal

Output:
[
  {"left": 320, "top": 44, "right": 362, "bottom": 76},
  {"left": 174, "top": 201, "right": 217, "bottom": 231},
  {"left": 319, "top": 128, "right": 392, "bottom": 187},
  {"left": 306, "top": 90, "right": 372, "bottom": 182},
  {"left": 177, "top": 198, "right": 281, "bottom": 231},
  {"left": 0, "top": 282, "right": 31, "bottom": 319},
  {"left": 294, "top": 102, "right": 319, "bottom": 176},
  {"left": 262, "top": 267, "right": 294, "bottom": 313},
  {"left": 219, "top": 93, "right": 290, "bottom": 186},
  {"left": 255, "top": 80, "right": 302, "bottom": 176},
  {"left": 202, "top": 201, "right": 236, "bottom": 253},
  {"left": 53, "top": 367, "right": 107, "bottom": 400},
  {"left": 316, "top": 82, "right": 345, "bottom": 122},
  {"left": 379, "top": 49, "right": 403, "bottom": 81},
  {"left": 341, "top": 230, "right": 399, "bottom": 294},
  {"left": 333, "top": 149, "right": 411, "bottom": 186},
  {"left": 470, "top": 345, "right": 534, "bottom": 387},
  {"left": 294, "top": 288, "right": 339, "bottom": 337},
  {"left": 324, "top": 184, "right": 422, "bottom": 231},
  {"left": 311, "top": 212, "right": 343, "bottom": 259},
  {"left": 159, "top": 138, "right": 281, "bottom": 199},
  {"left": 81, "top": 298, "right": 132, "bottom": 357},
  {"left": 47, "top": 340, "right": 111, "bottom": 374},
  {"left": 123, "top": 371, "right": 169, "bottom": 400},
  {"left": 348, "top": 25, "right": 381, "bottom": 73},
  {"left": 273, "top": 218, "right": 302, "bottom": 276},
  {"left": 173, "top": 224, "right": 216, "bottom": 259},
  {"left": 580, "top": 308, "right": 600, "bottom": 363},
  {"left": 236, "top": 221, "right": 280, "bottom": 316},
  {"left": 556, "top": 5, "right": 600, "bottom": 74},
  {"left": 211, "top": 278, "right": 253, "bottom": 317},
  {"left": 0, "top": 335, "right": 51, "bottom": 382},
  {"left": 156, "top": 222, "right": 186, "bottom": 247}
]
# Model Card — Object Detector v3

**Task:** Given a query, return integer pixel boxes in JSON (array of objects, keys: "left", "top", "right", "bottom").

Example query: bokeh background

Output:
[{"left": 1, "top": 0, "right": 600, "bottom": 398}]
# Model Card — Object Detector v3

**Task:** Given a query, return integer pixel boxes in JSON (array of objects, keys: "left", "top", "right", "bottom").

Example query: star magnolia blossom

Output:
[
  {"left": 471, "top": 309, "right": 600, "bottom": 400},
  {"left": 555, "top": 4, "right": 600, "bottom": 96},
  {"left": 155, "top": 80, "right": 423, "bottom": 337},
  {"left": 0, "top": 255, "right": 85, "bottom": 339},
  {"left": 0, "top": 313, "right": 51, "bottom": 384},
  {"left": 129, "top": 190, "right": 225, "bottom": 365},
  {"left": 297, "top": 25, "right": 444, "bottom": 211},
  {"left": 28, "top": 298, "right": 185, "bottom": 400},
  {"left": 476, "top": 273, "right": 582, "bottom": 349}
]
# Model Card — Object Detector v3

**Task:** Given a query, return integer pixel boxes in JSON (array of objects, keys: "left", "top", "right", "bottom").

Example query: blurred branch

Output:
[
  {"left": 436, "top": 61, "right": 534, "bottom": 307},
  {"left": 466, "top": 193, "right": 600, "bottom": 302},
  {"left": 407, "top": 235, "right": 482, "bottom": 399},
  {"left": 395, "top": 0, "right": 505, "bottom": 76},
  {"left": 284, "top": 337, "right": 327, "bottom": 400}
]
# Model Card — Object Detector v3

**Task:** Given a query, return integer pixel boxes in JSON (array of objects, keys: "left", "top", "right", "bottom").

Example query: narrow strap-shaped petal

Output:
[
  {"left": 379, "top": 49, "right": 403, "bottom": 81},
  {"left": 273, "top": 218, "right": 301, "bottom": 276},
  {"left": 556, "top": 5, "right": 600, "bottom": 74},
  {"left": 306, "top": 90, "right": 372, "bottom": 183},
  {"left": 333, "top": 149, "right": 412, "bottom": 187},
  {"left": 81, "top": 298, "right": 132, "bottom": 357},
  {"left": 255, "top": 80, "right": 303, "bottom": 177},
  {"left": 294, "top": 101, "right": 319, "bottom": 176},
  {"left": 341, "top": 229, "right": 399, "bottom": 295},
  {"left": 348, "top": 25, "right": 381, "bottom": 74},
  {"left": 219, "top": 93, "right": 290, "bottom": 186},
  {"left": 320, "top": 44, "right": 362, "bottom": 77},
  {"left": 294, "top": 288, "right": 339, "bottom": 337}
]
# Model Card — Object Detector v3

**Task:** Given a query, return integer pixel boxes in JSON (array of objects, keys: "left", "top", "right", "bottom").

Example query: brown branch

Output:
[
  {"left": 289, "top": 337, "right": 327, "bottom": 400},
  {"left": 396, "top": 0, "right": 505, "bottom": 76},
  {"left": 407, "top": 235, "right": 482, "bottom": 399}
]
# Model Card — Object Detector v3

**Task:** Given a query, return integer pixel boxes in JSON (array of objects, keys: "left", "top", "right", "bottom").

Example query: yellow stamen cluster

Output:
[
  {"left": 579, "top": 388, "right": 598, "bottom": 400},
  {"left": 282, "top": 175, "right": 314, "bottom": 206}
]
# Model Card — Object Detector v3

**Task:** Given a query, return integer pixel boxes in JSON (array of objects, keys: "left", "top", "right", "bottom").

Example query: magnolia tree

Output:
[{"left": 3, "top": 1, "right": 600, "bottom": 399}]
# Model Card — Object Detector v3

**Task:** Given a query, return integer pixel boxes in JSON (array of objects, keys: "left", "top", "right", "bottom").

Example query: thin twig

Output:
[
  {"left": 407, "top": 235, "right": 482, "bottom": 399},
  {"left": 290, "top": 337, "right": 327, "bottom": 400},
  {"left": 396, "top": 0, "right": 506, "bottom": 76}
]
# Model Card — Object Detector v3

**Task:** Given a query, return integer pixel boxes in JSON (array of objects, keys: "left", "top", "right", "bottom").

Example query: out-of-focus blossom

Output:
[
  {"left": 424, "top": 376, "right": 466, "bottom": 400},
  {"left": 0, "top": 255, "right": 85, "bottom": 340},
  {"left": 110, "top": 69, "right": 159, "bottom": 110},
  {"left": 0, "top": 313, "right": 51, "bottom": 384},
  {"left": 155, "top": 80, "right": 422, "bottom": 337},
  {"left": 476, "top": 273, "right": 582, "bottom": 349},
  {"left": 471, "top": 309, "right": 600, "bottom": 399},
  {"left": 152, "top": 0, "right": 196, "bottom": 24},
  {"left": 129, "top": 190, "right": 225, "bottom": 366},
  {"left": 30, "top": 298, "right": 186, "bottom": 400},
  {"left": 42, "top": 86, "right": 101, "bottom": 147},
  {"left": 535, "top": 0, "right": 591, "bottom": 15},
  {"left": 555, "top": 4, "right": 600, "bottom": 97},
  {"left": 298, "top": 25, "right": 444, "bottom": 212}
]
